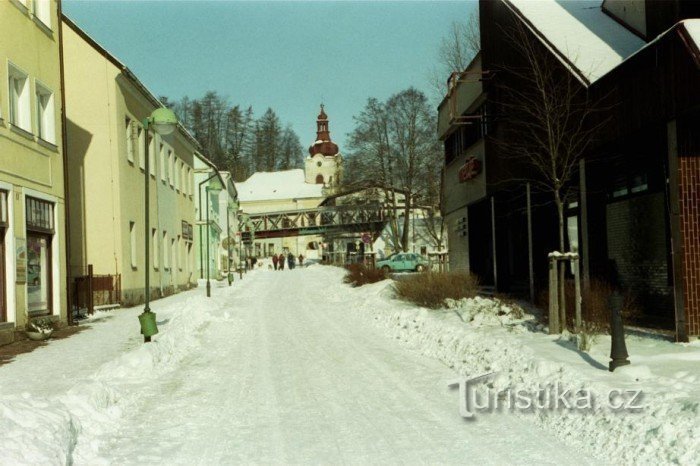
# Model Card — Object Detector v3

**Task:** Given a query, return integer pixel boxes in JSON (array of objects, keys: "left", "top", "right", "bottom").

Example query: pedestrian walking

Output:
[
  {"left": 287, "top": 252, "right": 295, "bottom": 270},
  {"left": 278, "top": 253, "right": 285, "bottom": 270},
  {"left": 298, "top": 254, "right": 304, "bottom": 267},
  {"left": 272, "top": 254, "right": 279, "bottom": 270}
]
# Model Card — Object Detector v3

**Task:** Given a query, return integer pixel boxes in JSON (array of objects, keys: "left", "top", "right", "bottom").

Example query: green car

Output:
[{"left": 377, "top": 253, "right": 429, "bottom": 273}]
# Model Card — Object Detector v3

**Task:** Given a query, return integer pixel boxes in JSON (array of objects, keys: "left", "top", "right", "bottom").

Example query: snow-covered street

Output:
[
  {"left": 0, "top": 266, "right": 590, "bottom": 465},
  {"left": 2, "top": 265, "right": 699, "bottom": 465},
  {"left": 73, "top": 267, "right": 587, "bottom": 464}
]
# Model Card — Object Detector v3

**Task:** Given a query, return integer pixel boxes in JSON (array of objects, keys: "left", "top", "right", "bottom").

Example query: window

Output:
[
  {"left": 149, "top": 134, "right": 156, "bottom": 177},
  {"left": 171, "top": 238, "right": 177, "bottom": 273},
  {"left": 175, "top": 159, "right": 180, "bottom": 191},
  {"left": 178, "top": 235, "right": 183, "bottom": 271},
  {"left": 152, "top": 228, "right": 158, "bottom": 269},
  {"left": 181, "top": 164, "right": 186, "bottom": 195},
  {"left": 631, "top": 174, "right": 649, "bottom": 194},
  {"left": 169, "top": 151, "right": 175, "bottom": 187},
  {"left": 125, "top": 117, "right": 134, "bottom": 163},
  {"left": 8, "top": 64, "right": 31, "bottom": 132},
  {"left": 163, "top": 231, "right": 169, "bottom": 269},
  {"left": 34, "top": 0, "right": 51, "bottom": 28},
  {"left": 159, "top": 144, "right": 166, "bottom": 182},
  {"left": 130, "top": 221, "right": 137, "bottom": 269},
  {"left": 187, "top": 167, "right": 192, "bottom": 195},
  {"left": 35, "top": 82, "right": 55, "bottom": 144},
  {"left": 137, "top": 126, "right": 145, "bottom": 170},
  {"left": 25, "top": 197, "right": 54, "bottom": 315}
]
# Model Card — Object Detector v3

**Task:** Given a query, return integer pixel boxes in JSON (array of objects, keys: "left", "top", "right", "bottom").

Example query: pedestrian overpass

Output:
[{"left": 240, "top": 203, "right": 391, "bottom": 240}]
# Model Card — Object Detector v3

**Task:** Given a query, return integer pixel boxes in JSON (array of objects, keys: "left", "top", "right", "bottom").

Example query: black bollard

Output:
[{"left": 609, "top": 305, "right": 630, "bottom": 372}]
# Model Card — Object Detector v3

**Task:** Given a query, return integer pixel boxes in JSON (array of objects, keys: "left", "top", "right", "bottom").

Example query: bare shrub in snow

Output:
[
  {"left": 344, "top": 264, "right": 388, "bottom": 287},
  {"left": 394, "top": 271, "right": 479, "bottom": 309}
]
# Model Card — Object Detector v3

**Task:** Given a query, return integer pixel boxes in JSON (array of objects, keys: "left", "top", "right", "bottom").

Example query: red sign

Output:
[{"left": 458, "top": 157, "right": 482, "bottom": 182}]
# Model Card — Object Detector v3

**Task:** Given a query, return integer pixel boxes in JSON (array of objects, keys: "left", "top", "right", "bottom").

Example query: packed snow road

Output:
[{"left": 89, "top": 266, "right": 590, "bottom": 465}]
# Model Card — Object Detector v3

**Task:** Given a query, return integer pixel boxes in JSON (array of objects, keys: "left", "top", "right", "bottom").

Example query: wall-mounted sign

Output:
[
  {"left": 458, "top": 156, "right": 482, "bottom": 183},
  {"left": 16, "top": 238, "right": 27, "bottom": 284}
]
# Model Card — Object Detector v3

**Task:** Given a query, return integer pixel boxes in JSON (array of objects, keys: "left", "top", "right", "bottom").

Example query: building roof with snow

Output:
[
  {"left": 236, "top": 169, "right": 324, "bottom": 202},
  {"left": 502, "top": 0, "right": 646, "bottom": 85}
]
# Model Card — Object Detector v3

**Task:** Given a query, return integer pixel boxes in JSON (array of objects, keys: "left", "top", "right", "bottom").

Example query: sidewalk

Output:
[{"left": 339, "top": 269, "right": 700, "bottom": 465}]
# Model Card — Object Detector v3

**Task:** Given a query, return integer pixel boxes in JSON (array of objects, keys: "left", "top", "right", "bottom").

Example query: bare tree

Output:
[
  {"left": 495, "top": 21, "right": 610, "bottom": 326},
  {"left": 346, "top": 98, "right": 404, "bottom": 251},
  {"left": 428, "top": 12, "right": 480, "bottom": 102},
  {"left": 386, "top": 88, "right": 441, "bottom": 251},
  {"left": 346, "top": 89, "right": 441, "bottom": 252}
]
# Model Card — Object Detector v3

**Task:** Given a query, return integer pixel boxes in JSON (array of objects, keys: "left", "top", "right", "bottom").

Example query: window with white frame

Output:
[
  {"left": 8, "top": 64, "right": 31, "bottom": 132},
  {"left": 174, "top": 159, "right": 180, "bottom": 191},
  {"left": 35, "top": 82, "right": 55, "bottom": 144},
  {"left": 34, "top": 0, "right": 52, "bottom": 28},
  {"left": 163, "top": 231, "right": 169, "bottom": 269},
  {"left": 188, "top": 167, "right": 192, "bottom": 195},
  {"left": 152, "top": 228, "right": 159, "bottom": 269},
  {"left": 178, "top": 235, "right": 183, "bottom": 270},
  {"left": 149, "top": 135, "right": 156, "bottom": 177},
  {"left": 169, "top": 151, "right": 175, "bottom": 187},
  {"left": 172, "top": 238, "right": 177, "bottom": 272},
  {"left": 159, "top": 143, "right": 166, "bottom": 181},
  {"left": 130, "top": 221, "right": 137, "bottom": 268},
  {"left": 137, "top": 126, "right": 145, "bottom": 170},
  {"left": 125, "top": 117, "right": 134, "bottom": 163}
]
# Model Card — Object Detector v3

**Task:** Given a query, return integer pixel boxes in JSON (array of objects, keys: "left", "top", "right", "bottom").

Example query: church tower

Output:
[{"left": 305, "top": 104, "right": 342, "bottom": 192}]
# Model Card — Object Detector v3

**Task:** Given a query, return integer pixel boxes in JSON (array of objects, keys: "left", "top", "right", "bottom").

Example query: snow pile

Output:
[
  {"left": 445, "top": 296, "right": 524, "bottom": 327},
  {"left": 346, "top": 277, "right": 700, "bottom": 465},
  {"left": 0, "top": 290, "right": 229, "bottom": 465}
]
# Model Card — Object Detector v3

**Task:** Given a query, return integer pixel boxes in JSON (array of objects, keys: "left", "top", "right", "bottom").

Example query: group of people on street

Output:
[{"left": 271, "top": 253, "right": 304, "bottom": 271}]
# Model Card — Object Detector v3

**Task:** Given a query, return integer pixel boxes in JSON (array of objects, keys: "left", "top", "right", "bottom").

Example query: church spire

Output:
[
  {"left": 309, "top": 104, "right": 339, "bottom": 156},
  {"left": 316, "top": 104, "right": 330, "bottom": 141}
]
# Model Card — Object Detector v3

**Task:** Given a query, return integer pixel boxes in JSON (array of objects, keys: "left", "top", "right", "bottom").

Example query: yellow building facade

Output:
[
  {"left": 0, "top": 0, "right": 68, "bottom": 344},
  {"left": 63, "top": 17, "right": 198, "bottom": 306}
]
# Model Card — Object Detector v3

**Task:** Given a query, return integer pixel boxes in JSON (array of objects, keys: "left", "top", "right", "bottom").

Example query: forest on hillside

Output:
[{"left": 161, "top": 92, "right": 305, "bottom": 182}]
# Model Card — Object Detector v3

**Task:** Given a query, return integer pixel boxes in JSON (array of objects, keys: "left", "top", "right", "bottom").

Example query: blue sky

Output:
[{"left": 63, "top": 0, "right": 475, "bottom": 150}]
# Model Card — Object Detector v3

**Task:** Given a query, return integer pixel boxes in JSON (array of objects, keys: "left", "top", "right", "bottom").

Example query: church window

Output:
[{"left": 317, "top": 161, "right": 322, "bottom": 167}]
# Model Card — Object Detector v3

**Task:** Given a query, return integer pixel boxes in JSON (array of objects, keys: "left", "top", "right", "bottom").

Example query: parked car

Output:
[{"left": 376, "top": 253, "right": 429, "bottom": 273}]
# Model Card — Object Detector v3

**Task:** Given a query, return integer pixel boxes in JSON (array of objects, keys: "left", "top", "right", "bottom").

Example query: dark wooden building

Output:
[{"left": 439, "top": 0, "right": 700, "bottom": 340}]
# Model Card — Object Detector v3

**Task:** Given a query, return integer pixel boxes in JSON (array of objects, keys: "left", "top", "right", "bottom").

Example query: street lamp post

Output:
[{"left": 138, "top": 107, "right": 178, "bottom": 343}]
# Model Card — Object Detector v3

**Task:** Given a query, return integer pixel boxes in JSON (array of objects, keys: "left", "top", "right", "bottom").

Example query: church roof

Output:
[{"left": 236, "top": 169, "right": 324, "bottom": 202}]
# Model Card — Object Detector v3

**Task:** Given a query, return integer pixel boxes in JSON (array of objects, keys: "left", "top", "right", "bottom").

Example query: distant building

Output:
[
  {"left": 63, "top": 17, "right": 198, "bottom": 306},
  {"left": 237, "top": 169, "right": 325, "bottom": 257},
  {"left": 237, "top": 106, "right": 342, "bottom": 258},
  {"left": 193, "top": 155, "right": 238, "bottom": 282},
  {"left": 0, "top": 0, "right": 68, "bottom": 344}
]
